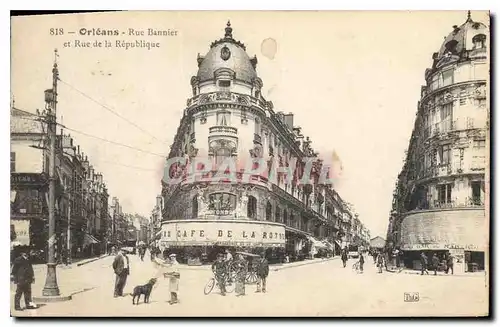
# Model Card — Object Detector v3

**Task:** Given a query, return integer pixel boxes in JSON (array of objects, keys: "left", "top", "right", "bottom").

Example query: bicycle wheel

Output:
[
  {"left": 246, "top": 272, "right": 258, "bottom": 284},
  {"left": 352, "top": 262, "right": 358, "bottom": 272},
  {"left": 204, "top": 277, "right": 216, "bottom": 295}
]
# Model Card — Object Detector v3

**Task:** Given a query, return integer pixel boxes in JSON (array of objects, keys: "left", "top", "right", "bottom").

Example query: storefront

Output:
[
  {"left": 400, "top": 209, "right": 487, "bottom": 273},
  {"left": 159, "top": 220, "right": 286, "bottom": 264}
]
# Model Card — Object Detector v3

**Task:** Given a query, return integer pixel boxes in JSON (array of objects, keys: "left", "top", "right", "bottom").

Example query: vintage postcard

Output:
[{"left": 10, "top": 10, "right": 490, "bottom": 317}]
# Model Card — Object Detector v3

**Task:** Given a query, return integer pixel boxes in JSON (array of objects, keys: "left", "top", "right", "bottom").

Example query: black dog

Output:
[{"left": 131, "top": 278, "right": 157, "bottom": 305}]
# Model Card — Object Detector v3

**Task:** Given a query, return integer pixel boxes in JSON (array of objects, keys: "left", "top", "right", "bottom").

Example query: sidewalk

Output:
[
  {"left": 28, "top": 255, "right": 113, "bottom": 298},
  {"left": 386, "top": 267, "right": 486, "bottom": 278}
]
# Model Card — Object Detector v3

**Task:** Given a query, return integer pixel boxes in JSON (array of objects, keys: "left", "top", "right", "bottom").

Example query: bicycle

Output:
[
  {"left": 352, "top": 260, "right": 361, "bottom": 273},
  {"left": 204, "top": 273, "right": 235, "bottom": 295}
]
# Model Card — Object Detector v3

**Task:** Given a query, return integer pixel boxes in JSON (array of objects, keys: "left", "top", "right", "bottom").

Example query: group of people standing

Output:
[
  {"left": 419, "top": 252, "right": 454, "bottom": 276},
  {"left": 212, "top": 250, "right": 269, "bottom": 297}
]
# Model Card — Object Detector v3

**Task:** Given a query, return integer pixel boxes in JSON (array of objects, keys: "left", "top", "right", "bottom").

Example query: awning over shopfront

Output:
[
  {"left": 83, "top": 233, "right": 100, "bottom": 246},
  {"left": 307, "top": 236, "right": 327, "bottom": 249},
  {"left": 322, "top": 240, "right": 334, "bottom": 251}
]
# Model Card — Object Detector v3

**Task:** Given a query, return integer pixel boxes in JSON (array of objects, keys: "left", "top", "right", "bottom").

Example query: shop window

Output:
[
  {"left": 437, "top": 184, "right": 452, "bottom": 204},
  {"left": 439, "top": 144, "right": 451, "bottom": 165},
  {"left": 472, "top": 34, "right": 486, "bottom": 49},
  {"left": 247, "top": 196, "right": 257, "bottom": 219},
  {"left": 471, "top": 181, "right": 483, "bottom": 205},
  {"left": 192, "top": 196, "right": 198, "bottom": 218},
  {"left": 266, "top": 201, "right": 272, "bottom": 221},
  {"left": 11, "top": 152, "right": 15, "bottom": 172}
]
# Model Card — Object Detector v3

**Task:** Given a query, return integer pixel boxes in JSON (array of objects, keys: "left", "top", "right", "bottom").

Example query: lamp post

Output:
[{"left": 41, "top": 49, "right": 62, "bottom": 297}]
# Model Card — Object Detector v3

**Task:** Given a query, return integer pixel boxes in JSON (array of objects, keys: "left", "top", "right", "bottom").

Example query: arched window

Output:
[
  {"left": 266, "top": 202, "right": 272, "bottom": 221},
  {"left": 275, "top": 207, "right": 281, "bottom": 223},
  {"left": 208, "top": 192, "right": 237, "bottom": 216},
  {"left": 215, "top": 147, "right": 231, "bottom": 166},
  {"left": 473, "top": 34, "right": 486, "bottom": 49},
  {"left": 445, "top": 40, "right": 459, "bottom": 55},
  {"left": 192, "top": 196, "right": 198, "bottom": 219},
  {"left": 247, "top": 196, "right": 257, "bottom": 219}
]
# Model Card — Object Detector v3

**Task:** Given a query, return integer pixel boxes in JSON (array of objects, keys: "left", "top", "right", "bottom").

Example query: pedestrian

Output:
[
  {"left": 446, "top": 253, "right": 454, "bottom": 275},
  {"left": 112, "top": 249, "right": 130, "bottom": 297},
  {"left": 341, "top": 249, "right": 348, "bottom": 268},
  {"left": 256, "top": 252, "right": 269, "bottom": 293},
  {"left": 376, "top": 252, "right": 384, "bottom": 273},
  {"left": 432, "top": 253, "right": 440, "bottom": 276},
  {"left": 420, "top": 252, "right": 429, "bottom": 275},
  {"left": 212, "top": 254, "right": 227, "bottom": 296},
  {"left": 234, "top": 254, "right": 248, "bottom": 296},
  {"left": 11, "top": 251, "right": 38, "bottom": 311},
  {"left": 358, "top": 251, "right": 365, "bottom": 273},
  {"left": 165, "top": 254, "right": 180, "bottom": 304}
]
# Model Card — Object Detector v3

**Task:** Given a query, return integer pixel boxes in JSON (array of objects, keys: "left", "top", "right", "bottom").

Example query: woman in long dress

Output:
[{"left": 234, "top": 254, "right": 248, "bottom": 296}]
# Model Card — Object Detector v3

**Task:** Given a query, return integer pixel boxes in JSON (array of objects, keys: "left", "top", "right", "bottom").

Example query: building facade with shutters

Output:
[
  {"left": 159, "top": 22, "right": 370, "bottom": 264},
  {"left": 386, "top": 12, "right": 489, "bottom": 273}
]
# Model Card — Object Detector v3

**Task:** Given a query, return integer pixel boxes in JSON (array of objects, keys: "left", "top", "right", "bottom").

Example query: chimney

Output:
[{"left": 283, "top": 113, "right": 294, "bottom": 130}]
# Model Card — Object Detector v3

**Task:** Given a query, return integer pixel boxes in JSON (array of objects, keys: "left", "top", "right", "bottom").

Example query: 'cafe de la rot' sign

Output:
[{"left": 160, "top": 220, "right": 286, "bottom": 246}]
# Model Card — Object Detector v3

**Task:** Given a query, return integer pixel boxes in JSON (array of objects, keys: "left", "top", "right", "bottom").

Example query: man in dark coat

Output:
[
  {"left": 446, "top": 253, "right": 454, "bottom": 275},
  {"left": 341, "top": 249, "right": 348, "bottom": 268},
  {"left": 358, "top": 251, "right": 365, "bottom": 273},
  {"left": 11, "top": 251, "right": 38, "bottom": 310},
  {"left": 212, "top": 254, "right": 227, "bottom": 296},
  {"left": 432, "top": 253, "right": 440, "bottom": 275},
  {"left": 256, "top": 253, "right": 269, "bottom": 293},
  {"left": 420, "top": 252, "right": 429, "bottom": 275},
  {"left": 113, "top": 250, "right": 130, "bottom": 297}
]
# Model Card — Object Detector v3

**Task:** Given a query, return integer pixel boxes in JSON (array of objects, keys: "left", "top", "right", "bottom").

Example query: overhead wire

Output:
[{"left": 58, "top": 78, "right": 169, "bottom": 145}]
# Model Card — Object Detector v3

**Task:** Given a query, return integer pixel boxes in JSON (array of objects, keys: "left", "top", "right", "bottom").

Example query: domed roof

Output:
[
  {"left": 437, "top": 11, "right": 488, "bottom": 58},
  {"left": 196, "top": 21, "right": 258, "bottom": 84}
]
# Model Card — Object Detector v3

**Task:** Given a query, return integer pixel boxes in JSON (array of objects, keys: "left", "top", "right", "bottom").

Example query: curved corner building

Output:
[
  {"left": 387, "top": 12, "right": 489, "bottom": 273},
  {"left": 158, "top": 22, "right": 368, "bottom": 264}
]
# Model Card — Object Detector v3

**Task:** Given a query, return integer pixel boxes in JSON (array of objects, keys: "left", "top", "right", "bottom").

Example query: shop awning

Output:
[
  {"left": 83, "top": 233, "right": 100, "bottom": 246},
  {"left": 322, "top": 240, "right": 334, "bottom": 250},
  {"left": 307, "top": 236, "right": 327, "bottom": 249}
]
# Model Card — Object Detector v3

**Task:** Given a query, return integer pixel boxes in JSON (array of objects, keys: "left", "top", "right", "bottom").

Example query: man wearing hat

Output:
[
  {"left": 212, "top": 253, "right": 227, "bottom": 296},
  {"left": 164, "top": 253, "right": 180, "bottom": 304},
  {"left": 256, "top": 252, "right": 269, "bottom": 293},
  {"left": 11, "top": 251, "right": 38, "bottom": 310}
]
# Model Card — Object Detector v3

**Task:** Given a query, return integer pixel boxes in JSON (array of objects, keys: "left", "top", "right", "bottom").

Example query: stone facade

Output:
[
  {"left": 160, "top": 22, "right": 370, "bottom": 259},
  {"left": 387, "top": 12, "right": 489, "bottom": 271}
]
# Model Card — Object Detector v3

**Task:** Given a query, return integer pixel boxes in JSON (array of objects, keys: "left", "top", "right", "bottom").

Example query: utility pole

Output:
[
  {"left": 67, "top": 192, "right": 72, "bottom": 265},
  {"left": 42, "top": 49, "right": 61, "bottom": 297}
]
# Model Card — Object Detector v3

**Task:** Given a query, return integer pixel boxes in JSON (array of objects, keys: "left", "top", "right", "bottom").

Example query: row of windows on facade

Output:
[
  {"left": 188, "top": 192, "right": 345, "bottom": 226},
  {"left": 421, "top": 99, "right": 486, "bottom": 133},
  {"left": 435, "top": 181, "right": 484, "bottom": 205},
  {"left": 192, "top": 79, "right": 261, "bottom": 98},
  {"left": 428, "top": 63, "right": 487, "bottom": 92},
  {"left": 422, "top": 140, "right": 485, "bottom": 168}
]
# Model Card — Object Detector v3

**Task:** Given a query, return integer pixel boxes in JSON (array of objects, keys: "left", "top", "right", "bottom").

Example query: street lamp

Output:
[{"left": 34, "top": 50, "right": 71, "bottom": 302}]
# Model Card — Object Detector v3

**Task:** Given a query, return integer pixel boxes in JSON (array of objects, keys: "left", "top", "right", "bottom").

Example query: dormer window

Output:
[
  {"left": 444, "top": 40, "right": 459, "bottom": 55},
  {"left": 473, "top": 34, "right": 486, "bottom": 49},
  {"left": 218, "top": 80, "right": 231, "bottom": 88}
]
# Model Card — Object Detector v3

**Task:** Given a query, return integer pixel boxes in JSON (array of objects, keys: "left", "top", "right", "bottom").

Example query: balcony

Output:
[{"left": 208, "top": 125, "right": 238, "bottom": 150}]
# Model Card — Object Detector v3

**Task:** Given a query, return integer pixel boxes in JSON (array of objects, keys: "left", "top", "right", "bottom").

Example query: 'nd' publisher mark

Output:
[{"left": 404, "top": 292, "right": 420, "bottom": 302}]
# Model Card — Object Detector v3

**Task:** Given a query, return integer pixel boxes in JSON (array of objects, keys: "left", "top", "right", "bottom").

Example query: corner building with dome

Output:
[
  {"left": 158, "top": 22, "right": 371, "bottom": 264},
  {"left": 387, "top": 12, "right": 489, "bottom": 273}
]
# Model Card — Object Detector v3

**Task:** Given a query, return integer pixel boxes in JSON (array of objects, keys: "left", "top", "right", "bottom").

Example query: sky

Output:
[{"left": 10, "top": 10, "right": 489, "bottom": 238}]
